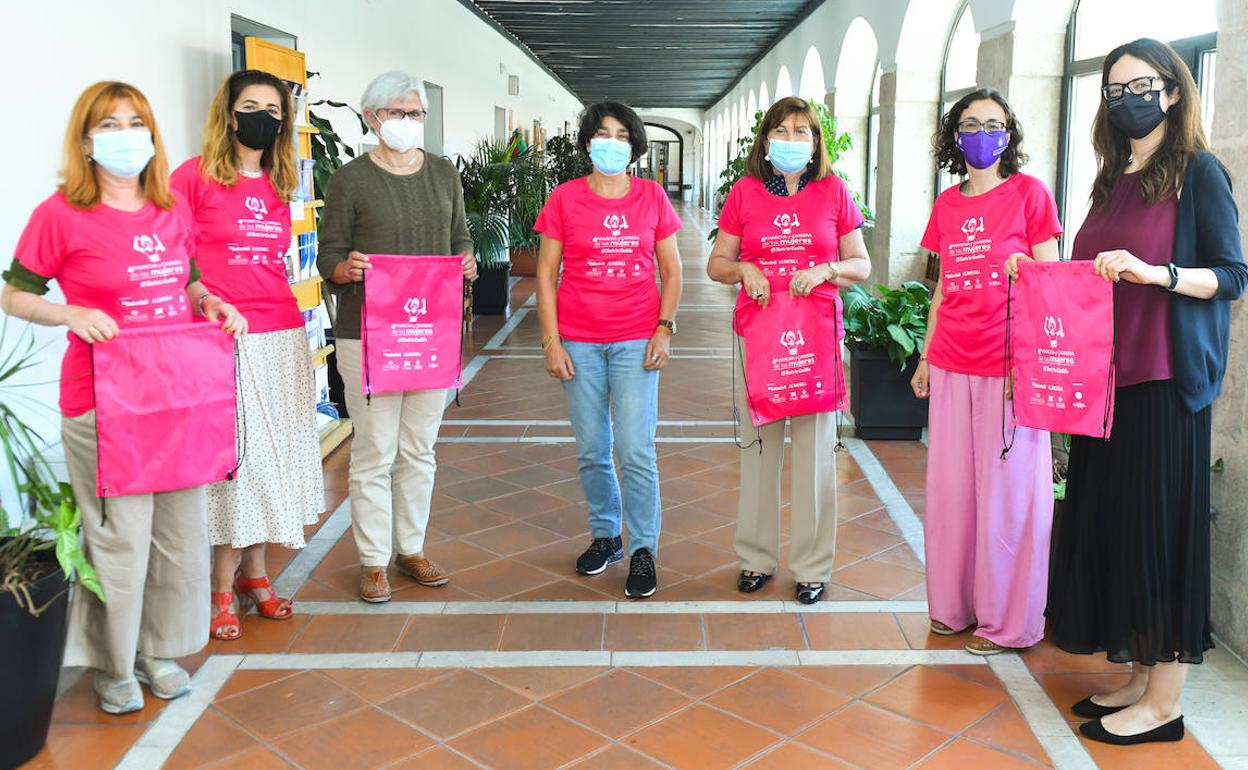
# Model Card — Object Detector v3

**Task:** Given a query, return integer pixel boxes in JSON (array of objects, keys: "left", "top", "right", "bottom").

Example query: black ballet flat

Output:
[
  {"left": 1079, "top": 716, "right": 1184, "bottom": 745},
  {"left": 1072, "top": 696, "right": 1128, "bottom": 719},
  {"left": 796, "top": 582, "right": 825, "bottom": 605},
  {"left": 737, "top": 571, "right": 772, "bottom": 593}
]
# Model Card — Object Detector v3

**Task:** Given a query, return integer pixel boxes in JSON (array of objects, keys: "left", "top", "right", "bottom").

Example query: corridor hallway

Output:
[{"left": 28, "top": 203, "right": 1248, "bottom": 770}]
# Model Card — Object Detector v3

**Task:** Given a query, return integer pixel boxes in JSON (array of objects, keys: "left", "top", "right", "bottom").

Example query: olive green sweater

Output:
[{"left": 316, "top": 152, "right": 473, "bottom": 339}]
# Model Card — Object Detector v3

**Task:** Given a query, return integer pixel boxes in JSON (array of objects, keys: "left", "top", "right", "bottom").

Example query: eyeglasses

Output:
[
  {"left": 957, "top": 119, "right": 1007, "bottom": 134},
  {"left": 1102, "top": 76, "right": 1171, "bottom": 101},
  {"left": 376, "top": 107, "right": 426, "bottom": 122}
]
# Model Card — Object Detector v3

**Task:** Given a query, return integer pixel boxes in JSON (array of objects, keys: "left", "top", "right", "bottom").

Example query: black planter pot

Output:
[
  {"left": 849, "top": 345, "right": 929, "bottom": 440},
  {"left": 472, "top": 264, "right": 511, "bottom": 316},
  {"left": 0, "top": 565, "right": 70, "bottom": 769}
]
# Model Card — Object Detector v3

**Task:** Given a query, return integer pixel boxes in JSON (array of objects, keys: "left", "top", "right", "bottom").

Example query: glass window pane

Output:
[
  {"left": 1201, "top": 50, "right": 1217, "bottom": 138},
  {"left": 1075, "top": 0, "right": 1216, "bottom": 60},
  {"left": 1062, "top": 74, "right": 1104, "bottom": 259},
  {"left": 943, "top": 8, "right": 980, "bottom": 92}
]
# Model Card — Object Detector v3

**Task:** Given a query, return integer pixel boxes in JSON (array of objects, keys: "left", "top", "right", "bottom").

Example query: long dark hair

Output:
[
  {"left": 932, "top": 88, "right": 1029, "bottom": 179},
  {"left": 1090, "top": 38, "right": 1208, "bottom": 211}
]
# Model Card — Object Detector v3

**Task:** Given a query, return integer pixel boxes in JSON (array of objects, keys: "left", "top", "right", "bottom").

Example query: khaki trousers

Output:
[
  {"left": 335, "top": 339, "right": 446, "bottom": 567},
  {"left": 733, "top": 346, "right": 839, "bottom": 583},
  {"left": 61, "top": 411, "right": 209, "bottom": 678}
]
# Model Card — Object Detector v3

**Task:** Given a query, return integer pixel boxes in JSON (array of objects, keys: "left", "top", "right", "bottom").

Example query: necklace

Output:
[
  {"left": 239, "top": 168, "right": 263, "bottom": 179},
  {"left": 372, "top": 149, "right": 419, "bottom": 170}
]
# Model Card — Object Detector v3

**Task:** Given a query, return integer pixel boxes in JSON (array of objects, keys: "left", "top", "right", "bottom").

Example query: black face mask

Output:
[
  {"left": 234, "top": 110, "right": 281, "bottom": 150},
  {"left": 1106, "top": 91, "right": 1168, "bottom": 140}
]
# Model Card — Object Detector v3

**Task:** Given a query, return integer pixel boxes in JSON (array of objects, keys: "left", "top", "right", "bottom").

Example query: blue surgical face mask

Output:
[
  {"left": 767, "top": 138, "right": 813, "bottom": 174},
  {"left": 589, "top": 137, "right": 632, "bottom": 176},
  {"left": 90, "top": 128, "right": 155, "bottom": 178}
]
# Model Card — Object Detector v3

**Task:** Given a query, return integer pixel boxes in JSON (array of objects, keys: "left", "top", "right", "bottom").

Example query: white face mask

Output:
[{"left": 378, "top": 116, "right": 424, "bottom": 152}]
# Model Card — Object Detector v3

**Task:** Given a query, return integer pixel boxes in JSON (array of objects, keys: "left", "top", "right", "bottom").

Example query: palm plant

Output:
[
  {"left": 457, "top": 137, "right": 532, "bottom": 268},
  {"left": 0, "top": 321, "right": 102, "bottom": 615}
]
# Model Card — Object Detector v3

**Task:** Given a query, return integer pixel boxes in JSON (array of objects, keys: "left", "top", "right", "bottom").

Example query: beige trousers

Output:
[
  {"left": 335, "top": 339, "right": 446, "bottom": 567},
  {"left": 61, "top": 411, "right": 209, "bottom": 678},
  {"left": 733, "top": 346, "right": 840, "bottom": 583}
]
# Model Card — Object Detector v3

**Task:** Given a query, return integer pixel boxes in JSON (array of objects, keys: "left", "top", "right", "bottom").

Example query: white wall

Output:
[
  {"left": 0, "top": 0, "right": 583, "bottom": 512},
  {"left": 637, "top": 110, "right": 704, "bottom": 203}
]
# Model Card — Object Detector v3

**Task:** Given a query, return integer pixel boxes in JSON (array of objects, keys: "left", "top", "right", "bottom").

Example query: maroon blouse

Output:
[{"left": 1071, "top": 172, "right": 1177, "bottom": 387}]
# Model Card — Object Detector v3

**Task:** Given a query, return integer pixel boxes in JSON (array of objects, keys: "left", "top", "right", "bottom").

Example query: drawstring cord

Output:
[
  {"left": 731, "top": 306, "right": 763, "bottom": 453},
  {"left": 1000, "top": 275, "right": 1018, "bottom": 459},
  {"left": 226, "top": 339, "right": 247, "bottom": 480}
]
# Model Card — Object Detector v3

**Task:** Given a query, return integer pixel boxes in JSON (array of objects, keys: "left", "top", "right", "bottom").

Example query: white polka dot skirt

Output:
[{"left": 206, "top": 327, "right": 325, "bottom": 549}]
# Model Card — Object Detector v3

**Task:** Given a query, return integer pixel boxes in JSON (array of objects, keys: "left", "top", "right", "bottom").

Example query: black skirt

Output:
[{"left": 1047, "top": 379, "right": 1213, "bottom": 665}]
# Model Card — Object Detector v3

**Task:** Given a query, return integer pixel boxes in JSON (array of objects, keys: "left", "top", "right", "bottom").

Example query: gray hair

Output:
[{"left": 360, "top": 71, "right": 429, "bottom": 120}]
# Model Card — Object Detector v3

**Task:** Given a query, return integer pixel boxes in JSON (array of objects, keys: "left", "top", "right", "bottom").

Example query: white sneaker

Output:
[
  {"left": 134, "top": 654, "right": 191, "bottom": 700},
  {"left": 94, "top": 673, "right": 144, "bottom": 715}
]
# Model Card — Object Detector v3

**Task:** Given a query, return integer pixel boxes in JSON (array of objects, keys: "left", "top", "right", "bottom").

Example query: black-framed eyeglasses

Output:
[
  {"left": 957, "top": 118, "right": 1007, "bottom": 134},
  {"left": 1102, "top": 76, "right": 1172, "bottom": 101},
  {"left": 376, "top": 107, "right": 426, "bottom": 122}
]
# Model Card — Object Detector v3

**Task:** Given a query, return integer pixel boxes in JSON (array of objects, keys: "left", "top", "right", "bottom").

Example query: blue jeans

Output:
[{"left": 562, "top": 339, "right": 661, "bottom": 555}]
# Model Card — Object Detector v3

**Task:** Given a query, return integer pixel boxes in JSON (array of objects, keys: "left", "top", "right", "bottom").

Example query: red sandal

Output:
[
  {"left": 234, "top": 575, "right": 293, "bottom": 620},
  {"left": 211, "top": 592, "right": 241, "bottom": 641}
]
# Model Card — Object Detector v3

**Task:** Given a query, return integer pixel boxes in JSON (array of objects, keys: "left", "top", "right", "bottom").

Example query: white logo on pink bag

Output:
[
  {"left": 780, "top": 329, "right": 806, "bottom": 355},
  {"left": 961, "top": 216, "right": 985, "bottom": 241},
  {"left": 404, "top": 296, "right": 427, "bottom": 321},
  {"left": 603, "top": 214, "right": 630, "bottom": 236},
  {"left": 244, "top": 196, "right": 268, "bottom": 219},
  {"left": 773, "top": 213, "right": 801, "bottom": 235},
  {"left": 132, "top": 233, "right": 166, "bottom": 263},
  {"left": 1043, "top": 315, "right": 1065, "bottom": 347}
]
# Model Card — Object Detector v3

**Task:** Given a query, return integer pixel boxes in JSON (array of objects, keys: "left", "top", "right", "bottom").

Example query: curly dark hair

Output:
[
  {"left": 576, "top": 101, "right": 648, "bottom": 163},
  {"left": 931, "top": 88, "right": 1028, "bottom": 179}
]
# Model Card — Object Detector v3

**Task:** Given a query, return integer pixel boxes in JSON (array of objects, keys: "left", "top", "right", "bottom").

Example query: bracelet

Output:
[
  {"left": 541, "top": 334, "right": 560, "bottom": 350},
  {"left": 196, "top": 293, "right": 214, "bottom": 316}
]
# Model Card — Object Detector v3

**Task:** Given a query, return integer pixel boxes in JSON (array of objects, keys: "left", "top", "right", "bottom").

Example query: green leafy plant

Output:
[
  {"left": 708, "top": 103, "right": 874, "bottom": 242},
  {"left": 545, "top": 134, "right": 593, "bottom": 187},
  {"left": 843, "top": 281, "right": 932, "bottom": 368},
  {"left": 457, "top": 137, "right": 534, "bottom": 268},
  {"left": 0, "top": 322, "right": 102, "bottom": 615},
  {"left": 508, "top": 150, "right": 553, "bottom": 251},
  {"left": 305, "top": 72, "right": 370, "bottom": 201}
]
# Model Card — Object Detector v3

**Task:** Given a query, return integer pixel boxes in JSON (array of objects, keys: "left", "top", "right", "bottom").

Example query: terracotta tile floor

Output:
[{"left": 24, "top": 203, "right": 1238, "bottom": 770}]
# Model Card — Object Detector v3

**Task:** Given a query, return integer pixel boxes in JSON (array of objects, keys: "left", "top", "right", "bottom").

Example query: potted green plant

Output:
[
  {"left": 545, "top": 133, "right": 592, "bottom": 187},
  {"left": 1, "top": 323, "right": 103, "bottom": 768},
  {"left": 708, "top": 103, "right": 873, "bottom": 242},
  {"left": 507, "top": 149, "right": 551, "bottom": 278},
  {"left": 843, "top": 281, "right": 931, "bottom": 439},
  {"left": 458, "top": 137, "right": 528, "bottom": 315}
]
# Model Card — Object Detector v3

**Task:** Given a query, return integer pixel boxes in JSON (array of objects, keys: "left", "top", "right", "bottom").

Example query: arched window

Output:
[
  {"left": 799, "top": 46, "right": 827, "bottom": 103},
  {"left": 1058, "top": 0, "right": 1218, "bottom": 256},
  {"left": 868, "top": 64, "right": 882, "bottom": 214},
  {"left": 835, "top": 17, "right": 880, "bottom": 206},
  {"left": 747, "top": 91, "right": 758, "bottom": 130},
  {"left": 758, "top": 81, "right": 771, "bottom": 110},
  {"left": 776, "top": 66, "right": 794, "bottom": 99},
  {"left": 937, "top": 2, "right": 981, "bottom": 195}
]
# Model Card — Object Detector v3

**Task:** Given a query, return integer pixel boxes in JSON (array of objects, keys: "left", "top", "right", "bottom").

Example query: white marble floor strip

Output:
[
  {"left": 988, "top": 655, "right": 1097, "bottom": 770},
  {"left": 271, "top": 496, "right": 352, "bottom": 600},
  {"left": 481, "top": 307, "right": 532, "bottom": 349},
  {"left": 291, "top": 599, "right": 930, "bottom": 616},
  {"left": 843, "top": 437, "right": 927, "bottom": 565}
]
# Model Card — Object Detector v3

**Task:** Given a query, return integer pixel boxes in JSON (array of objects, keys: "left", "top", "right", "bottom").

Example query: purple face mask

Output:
[{"left": 958, "top": 130, "right": 1009, "bottom": 170}]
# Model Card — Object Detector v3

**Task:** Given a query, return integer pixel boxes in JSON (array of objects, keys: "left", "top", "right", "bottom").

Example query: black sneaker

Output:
[
  {"left": 625, "top": 548, "right": 657, "bottom": 599},
  {"left": 576, "top": 536, "right": 624, "bottom": 575}
]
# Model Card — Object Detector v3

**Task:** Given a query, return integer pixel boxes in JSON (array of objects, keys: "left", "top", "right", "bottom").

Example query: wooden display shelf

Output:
[
  {"left": 319, "top": 417, "right": 352, "bottom": 458},
  {"left": 291, "top": 276, "right": 323, "bottom": 311},
  {"left": 312, "top": 343, "right": 334, "bottom": 368},
  {"left": 296, "top": 124, "right": 320, "bottom": 134}
]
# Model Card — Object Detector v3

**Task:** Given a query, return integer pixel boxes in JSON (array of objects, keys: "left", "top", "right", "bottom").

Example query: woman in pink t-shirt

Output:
[
  {"left": 535, "top": 101, "right": 683, "bottom": 599},
  {"left": 1, "top": 82, "right": 245, "bottom": 715},
  {"left": 707, "top": 97, "right": 872, "bottom": 605},
  {"left": 171, "top": 70, "right": 324, "bottom": 643},
  {"left": 913, "top": 88, "right": 1061, "bottom": 655}
]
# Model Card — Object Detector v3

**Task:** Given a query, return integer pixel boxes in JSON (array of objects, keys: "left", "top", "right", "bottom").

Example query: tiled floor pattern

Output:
[{"left": 23, "top": 202, "right": 1244, "bottom": 770}]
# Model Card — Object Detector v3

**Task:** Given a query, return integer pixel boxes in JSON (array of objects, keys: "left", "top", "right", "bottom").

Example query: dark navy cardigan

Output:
[{"left": 1170, "top": 150, "right": 1248, "bottom": 412}]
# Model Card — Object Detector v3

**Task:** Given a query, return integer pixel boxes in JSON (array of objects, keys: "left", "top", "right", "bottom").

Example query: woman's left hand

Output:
[
  {"left": 1094, "top": 249, "right": 1166, "bottom": 286},
  {"left": 205, "top": 297, "right": 248, "bottom": 337},
  {"left": 789, "top": 265, "right": 828, "bottom": 297},
  {"left": 644, "top": 329, "right": 671, "bottom": 370},
  {"left": 460, "top": 251, "right": 478, "bottom": 283}
]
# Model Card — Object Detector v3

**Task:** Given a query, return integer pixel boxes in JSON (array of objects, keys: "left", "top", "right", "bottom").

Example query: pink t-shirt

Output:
[
  {"left": 13, "top": 191, "right": 197, "bottom": 416},
  {"left": 921, "top": 173, "right": 1062, "bottom": 377},
  {"left": 534, "top": 177, "right": 682, "bottom": 343},
  {"left": 171, "top": 158, "right": 300, "bottom": 334}
]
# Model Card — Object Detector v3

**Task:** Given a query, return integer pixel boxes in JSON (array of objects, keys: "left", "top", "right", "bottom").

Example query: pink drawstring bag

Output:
[
  {"left": 362, "top": 254, "right": 465, "bottom": 396},
  {"left": 91, "top": 322, "right": 238, "bottom": 497},
  {"left": 1008, "top": 260, "right": 1115, "bottom": 440},
  {"left": 734, "top": 281, "right": 847, "bottom": 427}
]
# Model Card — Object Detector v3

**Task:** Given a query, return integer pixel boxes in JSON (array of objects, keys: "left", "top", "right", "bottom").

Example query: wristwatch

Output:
[
  {"left": 657, "top": 319, "right": 677, "bottom": 335},
  {"left": 1165, "top": 263, "right": 1180, "bottom": 291}
]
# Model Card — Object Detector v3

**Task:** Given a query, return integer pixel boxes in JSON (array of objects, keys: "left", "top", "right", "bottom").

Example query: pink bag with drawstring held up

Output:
[
  {"left": 734, "top": 281, "right": 847, "bottom": 427},
  {"left": 1009, "top": 259, "right": 1115, "bottom": 439},
  {"left": 91, "top": 322, "right": 238, "bottom": 497},
  {"left": 362, "top": 254, "right": 465, "bottom": 395}
]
